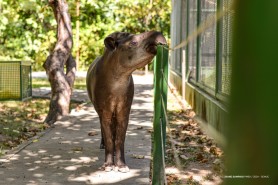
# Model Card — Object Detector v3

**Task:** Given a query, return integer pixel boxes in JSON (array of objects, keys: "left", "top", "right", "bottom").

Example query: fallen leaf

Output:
[
  {"left": 72, "top": 147, "right": 83, "bottom": 151},
  {"left": 88, "top": 131, "right": 98, "bottom": 136},
  {"left": 188, "top": 111, "right": 196, "bottom": 118},
  {"left": 213, "top": 159, "right": 221, "bottom": 165},
  {"left": 166, "top": 149, "right": 172, "bottom": 153},
  {"left": 209, "top": 146, "right": 217, "bottom": 155},
  {"left": 181, "top": 123, "right": 190, "bottom": 130},
  {"left": 201, "top": 159, "right": 208, "bottom": 163},
  {"left": 180, "top": 154, "right": 189, "bottom": 160},
  {"left": 132, "top": 154, "right": 145, "bottom": 159},
  {"left": 75, "top": 105, "right": 81, "bottom": 112},
  {"left": 197, "top": 138, "right": 203, "bottom": 144},
  {"left": 206, "top": 140, "right": 213, "bottom": 146},
  {"left": 183, "top": 136, "right": 191, "bottom": 142},
  {"left": 12, "top": 130, "right": 20, "bottom": 134},
  {"left": 195, "top": 153, "right": 204, "bottom": 161},
  {"left": 167, "top": 174, "right": 179, "bottom": 184},
  {"left": 6, "top": 141, "right": 17, "bottom": 147},
  {"left": 195, "top": 129, "right": 203, "bottom": 135},
  {"left": 134, "top": 126, "right": 143, "bottom": 130}
]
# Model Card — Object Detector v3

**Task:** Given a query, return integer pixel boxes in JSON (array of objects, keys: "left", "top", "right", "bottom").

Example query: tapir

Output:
[{"left": 86, "top": 31, "right": 167, "bottom": 172}]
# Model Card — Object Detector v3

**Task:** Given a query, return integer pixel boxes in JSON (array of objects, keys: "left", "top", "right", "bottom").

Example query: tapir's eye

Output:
[{"left": 129, "top": 41, "right": 138, "bottom": 46}]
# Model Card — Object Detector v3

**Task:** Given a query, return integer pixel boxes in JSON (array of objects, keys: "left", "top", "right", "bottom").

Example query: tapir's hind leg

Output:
[{"left": 98, "top": 117, "right": 105, "bottom": 149}]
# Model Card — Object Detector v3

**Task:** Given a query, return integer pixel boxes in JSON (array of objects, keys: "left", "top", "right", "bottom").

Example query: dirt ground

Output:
[{"left": 165, "top": 87, "right": 225, "bottom": 185}]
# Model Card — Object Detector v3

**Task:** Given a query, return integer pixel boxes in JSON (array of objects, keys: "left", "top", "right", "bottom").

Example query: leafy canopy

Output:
[{"left": 0, "top": 0, "right": 171, "bottom": 71}]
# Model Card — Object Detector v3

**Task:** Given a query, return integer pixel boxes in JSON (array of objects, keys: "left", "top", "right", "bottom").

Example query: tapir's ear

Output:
[{"left": 104, "top": 36, "right": 116, "bottom": 51}]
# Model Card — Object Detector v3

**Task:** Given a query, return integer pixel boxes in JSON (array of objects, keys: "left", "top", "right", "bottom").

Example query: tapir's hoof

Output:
[
  {"left": 105, "top": 166, "right": 114, "bottom": 172},
  {"left": 99, "top": 143, "right": 105, "bottom": 149},
  {"left": 99, "top": 164, "right": 114, "bottom": 172},
  {"left": 114, "top": 165, "right": 130, "bottom": 173}
]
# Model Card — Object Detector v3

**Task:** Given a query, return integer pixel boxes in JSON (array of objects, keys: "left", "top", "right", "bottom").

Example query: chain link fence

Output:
[{"left": 220, "top": 0, "right": 233, "bottom": 95}]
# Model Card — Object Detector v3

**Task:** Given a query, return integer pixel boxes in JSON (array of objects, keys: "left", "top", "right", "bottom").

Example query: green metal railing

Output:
[{"left": 152, "top": 45, "right": 169, "bottom": 185}]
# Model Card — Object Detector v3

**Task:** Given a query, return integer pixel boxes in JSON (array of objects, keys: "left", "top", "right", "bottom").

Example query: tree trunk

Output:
[
  {"left": 43, "top": 0, "right": 76, "bottom": 125},
  {"left": 76, "top": 0, "right": 80, "bottom": 70}
]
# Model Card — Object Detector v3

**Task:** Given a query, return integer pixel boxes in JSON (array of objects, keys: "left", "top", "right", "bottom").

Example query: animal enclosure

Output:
[
  {"left": 0, "top": 61, "right": 32, "bottom": 101},
  {"left": 170, "top": 0, "right": 233, "bottom": 137}
]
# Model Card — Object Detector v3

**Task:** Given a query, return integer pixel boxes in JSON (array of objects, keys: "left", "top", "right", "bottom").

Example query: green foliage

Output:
[
  {"left": 0, "top": 0, "right": 54, "bottom": 70},
  {"left": 0, "top": 0, "right": 171, "bottom": 71}
]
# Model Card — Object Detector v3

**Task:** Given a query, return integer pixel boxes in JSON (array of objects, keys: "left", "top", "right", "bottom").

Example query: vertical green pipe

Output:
[
  {"left": 225, "top": 1, "right": 278, "bottom": 185},
  {"left": 161, "top": 46, "right": 169, "bottom": 146},
  {"left": 152, "top": 46, "right": 164, "bottom": 185}
]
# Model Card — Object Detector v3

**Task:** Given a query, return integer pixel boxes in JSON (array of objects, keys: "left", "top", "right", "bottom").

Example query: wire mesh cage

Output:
[
  {"left": 221, "top": 0, "right": 233, "bottom": 95},
  {"left": 188, "top": 0, "right": 198, "bottom": 80},
  {"left": 199, "top": 0, "right": 217, "bottom": 89},
  {"left": 0, "top": 61, "right": 32, "bottom": 101}
]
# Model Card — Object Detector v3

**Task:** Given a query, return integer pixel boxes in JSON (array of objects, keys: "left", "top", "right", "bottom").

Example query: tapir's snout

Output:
[
  {"left": 143, "top": 31, "right": 167, "bottom": 54},
  {"left": 154, "top": 32, "right": 167, "bottom": 46}
]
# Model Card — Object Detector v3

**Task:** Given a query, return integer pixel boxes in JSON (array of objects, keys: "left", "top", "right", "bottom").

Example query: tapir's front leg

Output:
[
  {"left": 114, "top": 101, "right": 132, "bottom": 173},
  {"left": 114, "top": 114, "right": 129, "bottom": 172},
  {"left": 100, "top": 111, "right": 115, "bottom": 172}
]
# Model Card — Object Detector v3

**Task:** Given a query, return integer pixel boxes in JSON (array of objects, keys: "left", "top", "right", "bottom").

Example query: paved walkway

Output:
[{"left": 0, "top": 74, "right": 154, "bottom": 185}]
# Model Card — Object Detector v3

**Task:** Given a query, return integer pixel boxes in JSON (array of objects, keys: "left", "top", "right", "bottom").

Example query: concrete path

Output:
[{"left": 0, "top": 74, "right": 154, "bottom": 185}]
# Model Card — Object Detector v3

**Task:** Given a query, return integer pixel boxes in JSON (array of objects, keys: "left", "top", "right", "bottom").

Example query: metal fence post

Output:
[
  {"left": 20, "top": 61, "right": 23, "bottom": 100},
  {"left": 152, "top": 46, "right": 164, "bottom": 185},
  {"left": 152, "top": 46, "right": 169, "bottom": 185},
  {"left": 161, "top": 47, "right": 169, "bottom": 146}
]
